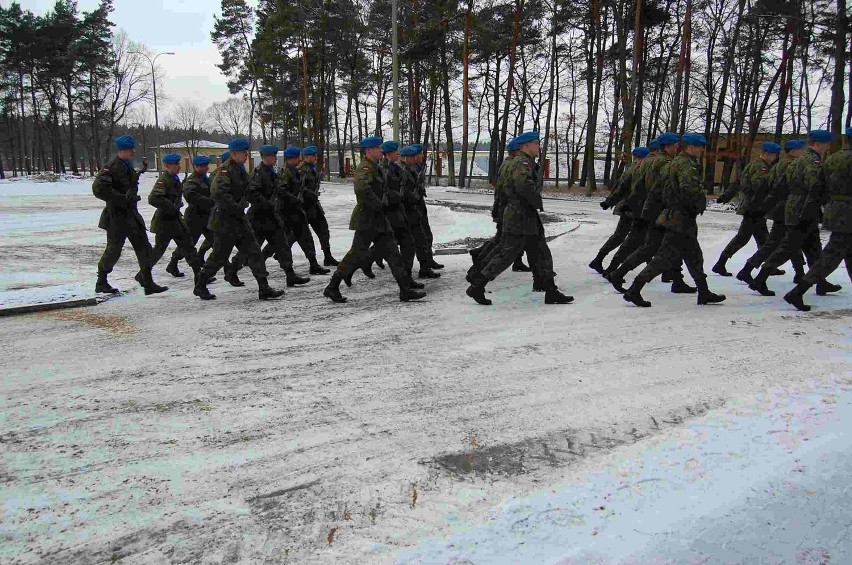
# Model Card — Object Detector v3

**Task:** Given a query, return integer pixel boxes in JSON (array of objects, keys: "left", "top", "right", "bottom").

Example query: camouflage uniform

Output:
[
  {"left": 592, "top": 160, "right": 640, "bottom": 265},
  {"left": 467, "top": 156, "right": 515, "bottom": 278},
  {"left": 415, "top": 163, "right": 433, "bottom": 248},
  {"left": 374, "top": 157, "right": 417, "bottom": 275},
  {"left": 298, "top": 161, "right": 335, "bottom": 261},
  {"left": 169, "top": 171, "right": 214, "bottom": 268},
  {"left": 605, "top": 154, "right": 658, "bottom": 271},
  {"left": 401, "top": 162, "right": 435, "bottom": 273},
  {"left": 714, "top": 158, "right": 773, "bottom": 265},
  {"left": 267, "top": 163, "right": 320, "bottom": 266},
  {"left": 147, "top": 170, "right": 202, "bottom": 273}
]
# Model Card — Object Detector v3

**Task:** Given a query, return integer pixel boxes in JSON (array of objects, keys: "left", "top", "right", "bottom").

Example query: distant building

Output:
[{"left": 153, "top": 140, "right": 230, "bottom": 172}]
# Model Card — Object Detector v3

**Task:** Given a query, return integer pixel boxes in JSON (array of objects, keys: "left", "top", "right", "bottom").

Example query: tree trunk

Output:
[
  {"left": 498, "top": 0, "right": 523, "bottom": 172},
  {"left": 829, "top": 0, "right": 847, "bottom": 149},
  {"left": 441, "top": 40, "right": 456, "bottom": 186},
  {"left": 540, "top": 1, "right": 558, "bottom": 189},
  {"left": 459, "top": 8, "right": 471, "bottom": 189}
]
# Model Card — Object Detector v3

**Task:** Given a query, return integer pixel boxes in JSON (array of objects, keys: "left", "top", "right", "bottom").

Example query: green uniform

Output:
[
  {"left": 415, "top": 164, "right": 434, "bottom": 248},
  {"left": 93, "top": 156, "right": 154, "bottom": 276},
  {"left": 148, "top": 171, "right": 202, "bottom": 272},
  {"left": 170, "top": 171, "right": 214, "bottom": 267},
  {"left": 272, "top": 163, "right": 318, "bottom": 262},
  {"left": 468, "top": 156, "right": 517, "bottom": 278},
  {"left": 298, "top": 161, "right": 334, "bottom": 258},
  {"left": 401, "top": 162, "right": 434, "bottom": 272},
  {"left": 716, "top": 158, "right": 773, "bottom": 264},
  {"left": 373, "top": 158, "right": 417, "bottom": 275}
]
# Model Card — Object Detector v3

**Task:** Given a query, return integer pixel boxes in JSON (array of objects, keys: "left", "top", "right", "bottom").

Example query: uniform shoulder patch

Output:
[{"left": 220, "top": 168, "right": 229, "bottom": 174}]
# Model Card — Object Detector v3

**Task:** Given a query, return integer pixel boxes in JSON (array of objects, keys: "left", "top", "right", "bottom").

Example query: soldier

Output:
[
  {"left": 92, "top": 135, "right": 167, "bottom": 295},
  {"left": 748, "top": 130, "right": 842, "bottom": 297},
  {"left": 323, "top": 136, "right": 427, "bottom": 303},
  {"left": 622, "top": 133, "right": 726, "bottom": 308},
  {"left": 298, "top": 145, "right": 339, "bottom": 266},
  {"left": 413, "top": 144, "right": 444, "bottom": 271},
  {"left": 736, "top": 140, "right": 807, "bottom": 284},
  {"left": 711, "top": 141, "right": 780, "bottom": 276},
  {"left": 465, "top": 131, "right": 573, "bottom": 306},
  {"left": 590, "top": 144, "right": 652, "bottom": 274},
  {"left": 166, "top": 155, "right": 215, "bottom": 278},
  {"left": 784, "top": 127, "right": 852, "bottom": 311},
  {"left": 400, "top": 145, "right": 440, "bottom": 282},
  {"left": 192, "top": 138, "right": 285, "bottom": 301},
  {"left": 274, "top": 146, "right": 330, "bottom": 275},
  {"left": 146, "top": 153, "right": 203, "bottom": 281},
  {"left": 229, "top": 144, "right": 311, "bottom": 288}
]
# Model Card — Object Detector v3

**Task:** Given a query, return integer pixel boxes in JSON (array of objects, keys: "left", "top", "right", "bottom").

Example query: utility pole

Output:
[
  {"left": 131, "top": 50, "right": 175, "bottom": 168},
  {"left": 392, "top": 0, "right": 400, "bottom": 141}
]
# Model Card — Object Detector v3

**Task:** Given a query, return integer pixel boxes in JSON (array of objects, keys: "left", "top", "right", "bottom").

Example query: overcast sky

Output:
[{"left": 18, "top": 0, "right": 253, "bottom": 111}]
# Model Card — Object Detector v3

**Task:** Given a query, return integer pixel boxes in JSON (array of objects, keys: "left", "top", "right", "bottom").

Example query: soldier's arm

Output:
[
  {"left": 247, "top": 169, "right": 273, "bottom": 208},
  {"left": 148, "top": 176, "right": 180, "bottom": 214},
  {"left": 513, "top": 161, "right": 544, "bottom": 211},
  {"left": 183, "top": 177, "right": 213, "bottom": 209},
  {"left": 354, "top": 167, "right": 384, "bottom": 212},
  {"left": 301, "top": 171, "right": 319, "bottom": 204},
  {"left": 603, "top": 166, "right": 633, "bottom": 208},
  {"left": 679, "top": 165, "right": 707, "bottom": 215},
  {"left": 276, "top": 169, "right": 302, "bottom": 207},
  {"left": 803, "top": 159, "right": 827, "bottom": 212},
  {"left": 211, "top": 167, "right": 243, "bottom": 213},
  {"left": 92, "top": 163, "right": 130, "bottom": 206}
]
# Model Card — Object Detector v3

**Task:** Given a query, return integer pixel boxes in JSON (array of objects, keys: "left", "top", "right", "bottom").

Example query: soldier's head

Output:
[
  {"left": 807, "top": 130, "right": 832, "bottom": 155},
  {"left": 783, "top": 139, "right": 805, "bottom": 158},
  {"left": 259, "top": 145, "right": 279, "bottom": 166},
  {"left": 515, "top": 131, "right": 540, "bottom": 157},
  {"left": 361, "top": 136, "right": 383, "bottom": 161},
  {"left": 648, "top": 138, "right": 661, "bottom": 154},
  {"left": 302, "top": 145, "right": 318, "bottom": 164},
  {"left": 283, "top": 146, "right": 300, "bottom": 165},
  {"left": 681, "top": 133, "right": 707, "bottom": 158},
  {"left": 846, "top": 127, "right": 852, "bottom": 148},
  {"left": 632, "top": 147, "right": 649, "bottom": 162},
  {"left": 381, "top": 140, "right": 400, "bottom": 162},
  {"left": 507, "top": 137, "right": 520, "bottom": 158},
  {"left": 760, "top": 141, "right": 781, "bottom": 163},
  {"left": 400, "top": 145, "right": 418, "bottom": 165},
  {"left": 114, "top": 135, "right": 136, "bottom": 161},
  {"left": 162, "top": 153, "right": 181, "bottom": 174},
  {"left": 658, "top": 132, "right": 680, "bottom": 156},
  {"left": 227, "top": 138, "right": 250, "bottom": 165},
  {"left": 192, "top": 155, "right": 211, "bottom": 175}
]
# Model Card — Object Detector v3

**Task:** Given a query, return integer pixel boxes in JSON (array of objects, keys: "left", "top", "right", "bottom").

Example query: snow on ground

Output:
[{"left": 0, "top": 176, "right": 850, "bottom": 564}]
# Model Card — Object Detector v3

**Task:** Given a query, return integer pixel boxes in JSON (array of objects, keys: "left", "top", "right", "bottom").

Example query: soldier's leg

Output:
[
  {"left": 784, "top": 232, "right": 852, "bottom": 310},
  {"left": 606, "top": 219, "right": 648, "bottom": 273},
  {"left": 324, "top": 231, "right": 379, "bottom": 302},
  {"left": 171, "top": 229, "right": 202, "bottom": 273},
  {"left": 270, "top": 227, "right": 310, "bottom": 286},
  {"left": 479, "top": 234, "right": 527, "bottom": 283},
  {"left": 751, "top": 222, "right": 809, "bottom": 295},
  {"left": 681, "top": 236, "right": 726, "bottom": 304},
  {"left": 149, "top": 233, "right": 173, "bottom": 270},
  {"left": 198, "top": 235, "right": 235, "bottom": 281},
  {"left": 740, "top": 220, "right": 786, "bottom": 283},
  {"left": 391, "top": 226, "right": 416, "bottom": 276},
  {"left": 611, "top": 226, "right": 664, "bottom": 282},
  {"left": 310, "top": 209, "right": 337, "bottom": 264},
  {"left": 714, "top": 217, "right": 754, "bottom": 275},
  {"left": 419, "top": 202, "right": 434, "bottom": 247},
  {"left": 753, "top": 218, "right": 769, "bottom": 247},
  {"left": 230, "top": 232, "right": 283, "bottom": 299},
  {"left": 591, "top": 215, "right": 632, "bottom": 272},
  {"left": 623, "top": 231, "right": 682, "bottom": 306},
  {"left": 126, "top": 228, "right": 167, "bottom": 293},
  {"left": 95, "top": 228, "right": 127, "bottom": 293}
]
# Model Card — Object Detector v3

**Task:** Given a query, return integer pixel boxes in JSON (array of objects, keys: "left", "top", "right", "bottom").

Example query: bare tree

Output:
[
  {"left": 169, "top": 99, "right": 209, "bottom": 159},
  {"left": 104, "top": 30, "right": 153, "bottom": 159},
  {"left": 209, "top": 97, "right": 252, "bottom": 137}
]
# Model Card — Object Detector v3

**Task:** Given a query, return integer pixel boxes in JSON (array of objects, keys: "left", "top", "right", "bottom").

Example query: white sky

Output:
[{"left": 17, "top": 0, "right": 256, "bottom": 108}]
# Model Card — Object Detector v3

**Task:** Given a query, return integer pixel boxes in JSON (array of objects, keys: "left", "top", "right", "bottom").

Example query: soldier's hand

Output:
[{"left": 600, "top": 201, "right": 609, "bottom": 210}]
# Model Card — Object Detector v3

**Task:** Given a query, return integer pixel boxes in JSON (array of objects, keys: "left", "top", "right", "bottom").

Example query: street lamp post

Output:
[
  {"left": 391, "top": 0, "right": 399, "bottom": 141},
  {"left": 130, "top": 50, "right": 174, "bottom": 169}
]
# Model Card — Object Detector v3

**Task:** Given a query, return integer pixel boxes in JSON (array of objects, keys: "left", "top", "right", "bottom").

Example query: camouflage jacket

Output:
[
  {"left": 182, "top": 171, "right": 213, "bottom": 235},
  {"left": 148, "top": 171, "right": 186, "bottom": 236},
  {"left": 246, "top": 163, "right": 285, "bottom": 231},
  {"left": 601, "top": 160, "right": 639, "bottom": 217},
  {"left": 298, "top": 162, "right": 324, "bottom": 218},
  {"left": 276, "top": 163, "right": 306, "bottom": 221},
  {"left": 491, "top": 156, "right": 516, "bottom": 223},
  {"left": 623, "top": 155, "right": 656, "bottom": 217},
  {"left": 763, "top": 158, "right": 793, "bottom": 222},
  {"left": 784, "top": 147, "right": 827, "bottom": 226},
  {"left": 350, "top": 158, "right": 391, "bottom": 232},
  {"left": 207, "top": 159, "right": 252, "bottom": 235},
  {"left": 92, "top": 156, "right": 146, "bottom": 232},
  {"left": 729, "top": 158, "right": 774, "bottom": 217},
  {"left": 656, "top": 154, "right": 706, "bottom": 238},
  {"left": 821, "top": 148, "right": 852, "bottom": 233},
  {"left": 401, "top": 163, "right": 423, "bottom": 224},
  {"left": 379, "top": 158, "right": 407, "bottom": 228},
  {"left": 502, "top": 151, "right": 543, "bottom": 236},
  {"left": 640, "top": 152, "right": 675, "bottom": 223},
  {"left": 416, "top": 164, "right": 427, "bottom": 198}
]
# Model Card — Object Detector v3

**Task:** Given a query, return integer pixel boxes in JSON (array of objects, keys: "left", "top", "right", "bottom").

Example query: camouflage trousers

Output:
[
  {"left": 408, "top": 220, "right": 433, "bottom": 270},
  {"left": 264, "top": 215, "right": 318, "bottom": 263},
  {"left": 306, "top": 205, "right": 332, "bottom": 253},
  {"left": 236, "top": 223, "right": 294, "bottom": 272},
  {"left": 595, "top": 215, "right": 632, "bottom": 259},
  {"left": 634, "top": 231, "right": 709, "bottom": 291},
  {"left": 98, "top": 224, "right": 153, "bottom": 275},
  {"left": 719, "top": 215, "right": 769, "bottom": 260},
  {"left": 151, "top": 229, "right": 202, "bottom": 272},
  {"left": 338, "top": 230, "right": 409, "bottom": 288},
  {"left": 417, "top": 200, "right": 434, "bottom": 248},
  {"left": 479, "top": 224, "right": 555, "bottom": 286},
  {"left": 745, "top": 221, "right": 805, "bottom": 275},
  {"left": 372, "top": 225, "right": 416, "bottom": 276},
  {"left": 608, "top": 218, "right": 649, "bottom": 270},
  {"left": 801, "top": 232, "right": 852, "bottom": 287},
  {"left": 612, "top": 225, "right": 685, "bottom": 282},
  {"left": 760, "top": 220, "right": 822, "bottom": 275},
  {"left": 170, "top": 223, "right": 213, "bottom": 266},
  {"left": 199, "top": 231, "right": 269, "bottom": 282},
  {"left": 469, "top": 225, "right": 528, "bottom": 279}
]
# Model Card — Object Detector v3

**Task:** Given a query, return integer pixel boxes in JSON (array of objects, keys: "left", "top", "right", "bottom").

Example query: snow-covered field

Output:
[{"left": 1, "top": 175, "right": 850, "bottom": 564}]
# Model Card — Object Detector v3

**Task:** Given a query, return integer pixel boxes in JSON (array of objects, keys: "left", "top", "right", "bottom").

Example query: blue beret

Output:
[
  {"left": 361, "top": 136, "right": 383, "bottom": 149},
  {"left": 632, "top": 147, "right": 650, "bottom": 158},
  {"left": 761, "top": 142, "right": 781, "bottom": 154},
  {"left": 808, "top": 130, "right": 832, "bottom": 143},
  {"left": 514, "top": 131, "right": 540, "bottom": 145},
  {"left": 259, "top": 144, "right": 279, "bottom": 156},
  {"left": 302, "top": 145, "right": 318, "bottom": 156},
  {"left": 507, "top": 138, "right": 520, "bottom": 152},
  {"left": 682, "top": 133, "right": 708, "bottom": 147},
  {"left": 114, "top": 135, "right": 136, "bottom": 150},
  {"left": 192, "top": 155, "right": 211, "bottom": 167},
  {"left": 410, "top": 144, "right": 423, "bottom": 154},
  {"left": 162, "top": 153, "right": 181, "bottom": 165},
  {"left": 846, "top": 127, "right": 852, "bottom": 138},
  {"left": 381, "top": 140, "right": 400, "bottom": 153},
  {"left": 399, "top": 146, "right": 417, "bottom": 157},
  {"left": 283, "top": 146, "right": 300, "bottom": 158},
  {"left": 784, "top": 139, "right": 805, "bottom": 151},
  {"left": 228, "top": 138, "right": 250, "bottom": 151},
  {"left": 220, "top": 151, "right": 230, "bottom": 163},
  {"left": 658, "top": 132, "right": 680, "bottom": 145},
  {"left": 648, "top": 138, "right": 661, "bottom": 151}
]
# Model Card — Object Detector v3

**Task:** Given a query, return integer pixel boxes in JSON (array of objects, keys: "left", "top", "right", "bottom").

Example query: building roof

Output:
[{"left": 156, "top": 140, "right": 229, "bottom": 149}]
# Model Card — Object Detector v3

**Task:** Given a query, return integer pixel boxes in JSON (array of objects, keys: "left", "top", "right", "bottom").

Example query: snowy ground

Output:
[{"left": 1, "top": 175, "right": 850, "bottom": 564}]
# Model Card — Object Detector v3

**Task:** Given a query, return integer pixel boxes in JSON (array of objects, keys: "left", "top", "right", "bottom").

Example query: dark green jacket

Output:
[
  {"left": 182, "top": 172, "right": 213, "bottom": 235},
  {"left": 763, "top": 158, "right": 793, "bottom": 222},
  {"left": 207, "top": 159, "right": 251, "bottom": 235},
  {"left": 401, "top": 163, "right": 423, "bottom": 225},
  {"left": 298, "top": 162, "right": 324, "bottom": 219},
  {"left": 822, "top": 148, "right": 852, "bottom": 233},
  {"left": 602, "top": 160, "right": 639, "bottom": 217},
  {"left": 379, "top": 158, "right": 407, "bottom": 228},
  {"left": 92, "top": 156, "right": 146, "bottom": 232},
  {"left": 785, "top": 147, "right": 827, "bottom": 226},
  {"left": 736, "top": 158, "right": 774, "bottom": 216},
  {"left": 491, "top": 156, "right": 516, "bottom": 223},
  {"left": 247, "top": 163, "right": 285, "bottom": 231},
  {"left": 640, "top": 152, "right": 675, "bottom": 222},
  {"left": 623, "top": 155, "right": 655, "bottom": 217},
  {"left": 656, "top": 154, "right": 706, "bottom": 238},
  {"left": 350, "top": 158, "right": 391, "bottom": 232},
  {"left": 502, "top": 151, "right": 543, "bottom": 236},
  {"left": 148, "top": 171, "right": 186, "bottom": 236},
  {"left": 276, "top": 162, "right": 306, "bottom": 223}
]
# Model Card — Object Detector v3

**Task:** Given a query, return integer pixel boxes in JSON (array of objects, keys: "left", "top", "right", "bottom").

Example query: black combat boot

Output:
[
  {"left": 749, "top": 268, "right": 775, "bottom": 296},
  {"left": 322, "top": 248, "right": 339, "bottom": 267},
  {"left": 418, "top": 267, "right": 441, "bottom": 279},
  {"left": 711, "top": 257, "right": 733, "bottom": 277},
  {"left": 429, "top": 257, "right": 444, "bottom": 270},
  {"left": 399, "top": 279, "right": 427, "bottom": 302},
  {"left": 544, "top": 282, "right": 574, "bottom": 304},
  {"left": 623, "top": 278, "right": 652, "bottom": 307},
  {"left": 135, "top": 269, "right": 168, "bottom": 296},
  {"left": 95, "top": 271, "right": 120, "bottom": 294},
  {"left": 375, "top": 258, "right": 385, "bottom": 269},
  {"left": 736, "top": 264, "right": 755, "bottom": 285},
  {"left": 193, "top": 282, "right": 215, "bottom": 300},
  {"left": 783, "top": 285, "right": 812, "bottom": 311},
  {"left": 661, "top": 273, "right": 673, "bottom": 283},
  {"left": 285, "top": 268, "right": 311, "bottom": 287},
  {"left": 532, "top": 277, "right": 545, "bottom": 292},
  {"left": 361, "top": 264, "right": 376, "bottom": 278},
  {"left": 308, "top": 256, "right": 330, "bottom": 275},
  {"left": 223, "top": 264, "right": 245, "bottom": 287},
  {"left": 816, "top": 280, "right": 842, "bottom": 296},
  {"left": 165, "top": 256, "right": 185, "bottom": 278},
  {"left": 257, "top": 277, "right": 285, "bottom": 300},
  {"left": 606, "top": 267, "right": 627, "bottom": 293},
  {"left": 512, "top": 258, "right": 532, "bottom": 272},
  {"left": 696, "top": 276, "right": 726, "bottom": 305},
  {"left": 768, "top": 267, "right": 786, "bottom": 276},
  {"left": 588, "top": 255, "right": 605, "bottom": 275},
  {"left": 469, "top": 247, "right": 482, "bottom": 262},
  {"left": 465, "top": 274, "right": 492, "bottom": 305},
  {"left": 323, "top": 271, "right": 347, "bottom": 303},
  {"left": 670, "top": 276, "right": 697, "bottom": 294},
  {"left": 410, "top": 279, "right": 425, "bottom": 289}
]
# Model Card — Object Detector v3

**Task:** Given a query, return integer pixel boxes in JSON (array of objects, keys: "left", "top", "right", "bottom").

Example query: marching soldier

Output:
[
  {"left": 323, "top": 136, "right": 426, "bottom": 304},
  {"left": 400, "top": 145, "right": 440, "bottom": 281},
  {"left": 622, "top": 133, "right": 725, "bottom": 307},
  {"left": 298, "top": 145, "right": 339, "bottom": 266},
  {"left": 146, "top": 153, "right": 203, "bottom": 280},
  {"left": 711, "top": 141, "right": 780, "bottom": 276},
  {"left": 413, "top": 144, "right": 444, "bottom": 271},
  {"left": 465, "top": 131, "right": 573, "bottom": 306},
  {"left": 748, "top": 130, "right": 842, "bottom": 297},
  {"left": 784, "top": 126, "right": 852, "bottom": 311},
  {"left": 193, "top": 138, "right": 285, "bottom": 301},
  {"left": 92, "top": 135, "right": 167, "bottom": 295},
  {"left": 167, "top": 156, "right": 215, "bottom": 278}
]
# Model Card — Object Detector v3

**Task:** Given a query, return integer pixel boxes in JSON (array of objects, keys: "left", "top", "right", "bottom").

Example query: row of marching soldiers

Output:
[
  {"left": 92, "top": 134, "right": 445, "bottom": 302},
  {"left": 590, "top": 127, "right": 851, "bottom": 311}
]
